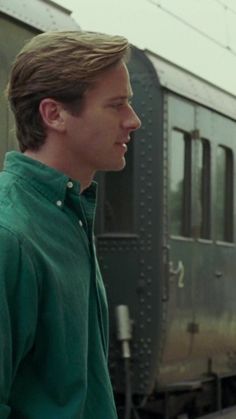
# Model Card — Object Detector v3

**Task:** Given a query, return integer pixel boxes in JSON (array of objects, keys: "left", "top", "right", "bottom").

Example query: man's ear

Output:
[{"left": 39, "top": 98, "right": 66, "bottom": 132}]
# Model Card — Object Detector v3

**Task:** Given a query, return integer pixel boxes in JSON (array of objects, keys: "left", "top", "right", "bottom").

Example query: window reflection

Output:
[
  {"left": 170, "top": 130, "right": 191, "bottom": 237},
  {"left": 198, "top": 139, "right": 211, "bottom": 239},
  {"left": 216, "top": 146, "right": 233, "bottom": 242}
]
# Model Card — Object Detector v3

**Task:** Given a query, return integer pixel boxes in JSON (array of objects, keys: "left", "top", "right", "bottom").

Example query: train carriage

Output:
[{"left": 96, "top": 48, "right": 236, "bottom": 418}]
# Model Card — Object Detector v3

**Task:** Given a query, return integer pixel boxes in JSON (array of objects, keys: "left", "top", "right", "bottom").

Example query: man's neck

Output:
[{"left": 24, "top": 148, "right": 94, "bottom": 193}]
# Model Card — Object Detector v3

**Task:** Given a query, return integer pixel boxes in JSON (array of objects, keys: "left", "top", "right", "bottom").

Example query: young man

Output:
[{"left": 0, "top": 31, "right": 141, "bottom": 418}]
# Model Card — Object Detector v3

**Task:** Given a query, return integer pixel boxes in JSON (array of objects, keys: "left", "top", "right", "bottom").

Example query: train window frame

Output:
[
  {"left": 198, "top": 138, "right": 211, "bottom": 241},
  {"left": 215, "top": 145, "right": 234, "bottom": 244},
  {"left": 169, "top": 128, "right": 192, "bottom": 239}
]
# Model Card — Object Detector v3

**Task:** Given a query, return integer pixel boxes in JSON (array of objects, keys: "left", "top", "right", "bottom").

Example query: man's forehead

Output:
[
  {"left": 97, "top": 62, "right": 130, "bottom": 85},
  {"left": 85, "top": 62, "right": 133, "bottom": 99}
]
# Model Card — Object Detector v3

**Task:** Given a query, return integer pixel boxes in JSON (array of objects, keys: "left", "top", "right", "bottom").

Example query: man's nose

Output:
[
  {"left": 126, "top": 107, "right": 142, "bottom": 132},
  {"left": 133, "top": 111, "right": 142, "bottom": 131}
]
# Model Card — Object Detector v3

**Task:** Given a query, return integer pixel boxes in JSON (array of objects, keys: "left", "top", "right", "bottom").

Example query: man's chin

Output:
[
  {"left": 101, "top": 158, "right": 126, "bottom": 172},
  {"left": 111, "top": 160, "right": 126, "bottom": 172}
]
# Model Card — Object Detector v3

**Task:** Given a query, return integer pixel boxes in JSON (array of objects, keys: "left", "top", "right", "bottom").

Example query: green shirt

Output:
[{"left": 0, "top": 151, "right": 117, "bottom": 419}]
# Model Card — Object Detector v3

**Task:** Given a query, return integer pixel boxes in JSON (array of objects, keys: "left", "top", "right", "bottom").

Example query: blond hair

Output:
[{"left": 6, "top": 31, "right": 130, "bottom": 151}]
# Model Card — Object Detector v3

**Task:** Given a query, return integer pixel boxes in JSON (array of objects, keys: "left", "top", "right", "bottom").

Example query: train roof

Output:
[
  {"left": 146, "top": 49, "right": 236, "bottom": 121},
  {"left": 0, "top": 0, "right": 79, "bottom": 31}
]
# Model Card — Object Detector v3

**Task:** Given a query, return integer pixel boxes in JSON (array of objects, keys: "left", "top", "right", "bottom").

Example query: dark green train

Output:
[
  {"left": 1, "top": 1, "right": 236, "bottom": 418},
  {"left": 96, "top": 48, "right": 236, "bottom": 419}
]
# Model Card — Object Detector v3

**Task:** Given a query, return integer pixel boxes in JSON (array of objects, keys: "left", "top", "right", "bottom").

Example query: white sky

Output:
[{"left": 55, "top": 0, "right": 236, "bottom": 95}]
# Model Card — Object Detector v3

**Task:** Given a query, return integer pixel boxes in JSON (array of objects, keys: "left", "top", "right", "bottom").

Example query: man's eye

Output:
[
  {"left": 111, "top": 102, "right": 123, "bottom": 109},
  {"left": 110, "top": 101, "right": 132, "bottom": 109}
]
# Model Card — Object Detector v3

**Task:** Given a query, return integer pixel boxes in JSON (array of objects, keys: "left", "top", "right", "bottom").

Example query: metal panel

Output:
[
  {"left": 0, "top": 0, "right": 79, "bottom": 31},
  {"left": 147, "top": 50, "right": 236, "bottom": 121},
  {"left": 96, "top": 47, "right": 165, "bottom": 395}
]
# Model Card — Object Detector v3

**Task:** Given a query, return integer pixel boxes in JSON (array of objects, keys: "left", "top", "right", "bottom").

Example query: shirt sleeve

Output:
[{"left": 0, "top": 226, "right": 39, "bottom": 418}]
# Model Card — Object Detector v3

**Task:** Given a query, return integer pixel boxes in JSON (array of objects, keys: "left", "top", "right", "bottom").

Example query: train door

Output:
[
  {"left": 193, "top": 110, "right": 236, "bottom": 375},
  {"left": 187, "top": 106, "right": 216, "bottom": 370}
]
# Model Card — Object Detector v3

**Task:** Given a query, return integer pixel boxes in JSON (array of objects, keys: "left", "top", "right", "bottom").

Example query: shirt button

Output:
[
  {"left": 56, "top": 200, "right": 62, "bottom": 207},
  {"left": 67, "top": 181, "right": 73, "bottom": 188},
  {"left": 79, "top": 220, "right": 83, "bottom": 227}
]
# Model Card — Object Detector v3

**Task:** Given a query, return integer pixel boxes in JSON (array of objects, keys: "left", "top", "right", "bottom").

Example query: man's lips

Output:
[
  {"left": 115, "top": 142, "right": 128, "bottom": 151},
  {"left": 115, "top": 136, "right": 131, "bottom": 146}
]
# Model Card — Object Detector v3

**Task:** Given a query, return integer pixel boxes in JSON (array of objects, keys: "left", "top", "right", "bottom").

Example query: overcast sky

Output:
[{"left": 55, "top": 0, "right": 236, "bottom": 95}]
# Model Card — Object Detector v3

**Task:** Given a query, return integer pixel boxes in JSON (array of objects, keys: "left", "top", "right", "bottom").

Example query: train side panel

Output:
[
  {"left": 159, "top": 92, "right": 236, "bottom": 387},
  {"left": 96, "top": 47, "right": 166, "bottom": 396}
]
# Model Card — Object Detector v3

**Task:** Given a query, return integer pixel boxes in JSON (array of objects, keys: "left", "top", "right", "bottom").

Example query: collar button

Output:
[{"left": 67, "top": 181, "right": 73, "bottom": 188}]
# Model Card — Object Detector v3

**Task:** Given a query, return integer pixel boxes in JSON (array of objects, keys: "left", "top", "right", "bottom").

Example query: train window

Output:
[
  {"left": 216, "top": 145, "right": 233, "bottom": 242},
  {"left": 198, "top": 139, "right": 211, "bottom": 239},
  {"left": 170, "top": 130, "right": 191, "bottom": 237},
  {"left": 103, "top": 138, "right": 134, "bottom": 233}
]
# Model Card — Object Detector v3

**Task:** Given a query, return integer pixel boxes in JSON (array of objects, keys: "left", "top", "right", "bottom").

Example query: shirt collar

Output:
[{"left": 3, "top": 151, "right": 97, "bottom": 207}]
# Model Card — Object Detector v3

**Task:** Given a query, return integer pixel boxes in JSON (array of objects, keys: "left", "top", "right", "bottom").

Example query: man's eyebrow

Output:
[{"left": 108, "top": 94, "right": 133, "bottom": 101}]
